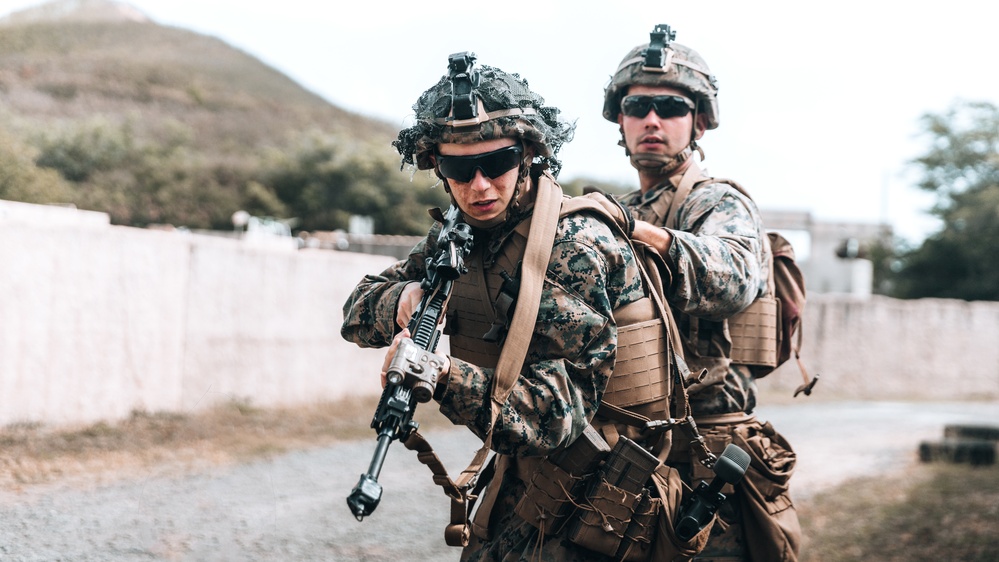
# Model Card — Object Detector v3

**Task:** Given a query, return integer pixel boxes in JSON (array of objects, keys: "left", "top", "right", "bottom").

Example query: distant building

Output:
[{"left": 762, "top": 209, "right": 893, "bottom": 297}]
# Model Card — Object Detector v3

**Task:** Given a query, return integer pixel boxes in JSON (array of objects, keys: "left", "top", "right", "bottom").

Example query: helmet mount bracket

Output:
[
  {"left": 448, "top": 52, "right": 480, "bottom": 122},
  {"left": 643, "top": 24, "right": 676, "bottom": 70}
]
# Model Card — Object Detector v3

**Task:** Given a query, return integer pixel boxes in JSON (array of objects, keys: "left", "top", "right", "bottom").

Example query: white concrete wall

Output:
[
  {"left": 1, "top": 218, "right": 394, "bottom": 426},
  {"left": 758, "top": 294, "right": 999, "bottom": 400},
  {"left": 2, "top": 206, "right": 998, "bottom": 427}
]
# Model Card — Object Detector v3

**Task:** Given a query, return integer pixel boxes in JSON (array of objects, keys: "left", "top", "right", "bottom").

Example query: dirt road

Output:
[{"left": 2, "top": 400, "right": 998, "bottom": 561}]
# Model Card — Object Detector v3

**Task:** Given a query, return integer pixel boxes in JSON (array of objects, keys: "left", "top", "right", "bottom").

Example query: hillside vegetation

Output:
[{"left": 0, "top": 14, "right": 450, "bottom": 234}]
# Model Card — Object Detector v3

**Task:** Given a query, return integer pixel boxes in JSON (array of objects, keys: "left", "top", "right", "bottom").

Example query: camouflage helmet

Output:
[
  {"left": 394, "top": 52, "right": 575, "bottom": 177},
  {"left": 603, "top": 24, "right": 719, "bottom": 130}
]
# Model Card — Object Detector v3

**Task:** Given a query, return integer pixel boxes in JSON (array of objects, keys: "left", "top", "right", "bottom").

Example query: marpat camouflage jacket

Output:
[
  {"left": 341, "top": 192, "right": 646, "bottom": 458},
  {"left": 618, "top": 169, "right": 769, "bottom": 415}
]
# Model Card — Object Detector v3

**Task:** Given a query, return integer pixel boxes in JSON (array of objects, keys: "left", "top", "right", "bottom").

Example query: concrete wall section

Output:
[
  {"left": 0, "top": 223, "right": 188, "bottom": 425},
  {"left": 3, "top": 208, "right": 998, "bottom": 426},
  {"left": 1, "top": 220, "right": 396, "bottom": 426},
  {"left": 758, "top": 295, "right": 999, "bottom": 400},
  {"left": 179, "top": 241, "right": 393, "bottom": 411}
]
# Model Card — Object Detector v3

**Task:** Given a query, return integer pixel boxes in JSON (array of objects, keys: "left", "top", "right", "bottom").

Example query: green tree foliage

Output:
[
  {"left": 892, "top": 100, "right": 999, "bottom": 300},
  {"left": 259, "top": 131, "right": 449, "bottom": 235},
  {"left": 22, "top": 118, "right": 448, "bottom": 235},
  {"left": 33, "top": 117, "right": 133, "bottom": 182},
  {"left": 0, "top": 130, "right": 76, "bottom": 205},
  {"left": 30, "top": 117, "right": 263, "bottom": 229}
]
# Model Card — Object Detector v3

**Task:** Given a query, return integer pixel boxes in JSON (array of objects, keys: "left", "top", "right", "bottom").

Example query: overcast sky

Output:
[{"left": 3, "top": 0, "right": 997, "bottom": 243}]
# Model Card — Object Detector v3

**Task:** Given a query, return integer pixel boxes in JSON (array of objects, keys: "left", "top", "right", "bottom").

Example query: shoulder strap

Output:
[
  {"left": 490, "top": 172, "right": 563, "bottom": 419},
  {"left": 663, "top": 163, "right": 758, "bottom": 230},
  {"left": 416, "top": 173, "right": 565, "bottom": 547},
  {"left": 663, "top": 162, "right": 707, "bottom": 229}
]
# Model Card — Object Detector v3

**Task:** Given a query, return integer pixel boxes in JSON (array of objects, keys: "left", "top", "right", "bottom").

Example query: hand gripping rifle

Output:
[{"left": 347, "top": 205, "right": 474, "bottom": 521}]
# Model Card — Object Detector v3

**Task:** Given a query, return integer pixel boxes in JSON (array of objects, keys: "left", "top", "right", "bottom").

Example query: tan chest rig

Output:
[
  {"left": 443, "top": 210, "right": 674, "bottom": 449},
  {"left": 448, "top": 189, "right": 722, "bottom": 560}
]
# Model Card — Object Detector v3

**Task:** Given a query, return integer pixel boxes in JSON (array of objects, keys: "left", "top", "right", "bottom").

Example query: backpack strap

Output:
[{"left": 663, "top": 162, "right": 759, "bottom": 230}]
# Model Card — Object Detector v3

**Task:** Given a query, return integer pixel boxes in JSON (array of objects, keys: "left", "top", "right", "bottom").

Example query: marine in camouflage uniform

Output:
[
  {"left": 604, "top": 25, "right": 801, "bottom": 561},
  {"left": 341, "top": 54, "right": 654, "bottom": 561}
]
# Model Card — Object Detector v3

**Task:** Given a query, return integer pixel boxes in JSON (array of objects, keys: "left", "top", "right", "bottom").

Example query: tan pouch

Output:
[
  {"left": 616, "top": 491, "right": 659, "bottom": 562},
  {"left": 514, "top": 460, "right": 584, "bottom": 536},
  {"left": 514, "top": 425, "right": 610, "bottom": 536},
  {"left": 566, "top": 479, "right": 644, "bottom": 558},
  {"left": 732, "top": 421, "right": 802, "bottom": 562},
  {"left": 565, "top": 466, "right": 715, "bottom": 562},
  {"left": 651, "top": 465, "right": 714, "bottom": 562},
  {"left": 728, "top": 295, "right": 779, "bottom": 367}
]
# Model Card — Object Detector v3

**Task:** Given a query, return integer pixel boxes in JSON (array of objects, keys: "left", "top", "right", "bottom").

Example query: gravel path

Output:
[{"left": 2, "top": 400, "right": 998, "bottom": 561}]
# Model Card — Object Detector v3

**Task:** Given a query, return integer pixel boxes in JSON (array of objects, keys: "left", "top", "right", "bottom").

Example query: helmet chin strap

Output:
[
  {"left": 618, "top": 116, "right": 706, "bottom": 177},
  {"left": 625, "top": 143, "right": 694, "bottom": 176}
]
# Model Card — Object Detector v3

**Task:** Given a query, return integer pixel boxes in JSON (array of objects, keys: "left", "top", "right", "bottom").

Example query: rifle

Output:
[{"left": 347, "top": 204, "right": 474, "bottom": 521}]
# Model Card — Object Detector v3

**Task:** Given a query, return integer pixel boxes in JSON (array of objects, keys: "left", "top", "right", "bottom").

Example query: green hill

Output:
[{"left": 0, "top": 1, "right": 447, "bottom": 234}]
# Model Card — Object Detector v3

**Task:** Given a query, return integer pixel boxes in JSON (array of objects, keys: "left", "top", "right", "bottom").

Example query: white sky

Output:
[{"left": 3, "top": 0, "right": 997, "bottom": 243}]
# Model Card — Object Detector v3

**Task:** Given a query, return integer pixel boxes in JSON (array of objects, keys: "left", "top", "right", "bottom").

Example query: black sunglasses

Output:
[
  {"left": 436, "top": 144, "right": 523, "bottom": 183},
  {"left": 620, "top": 95, "right": 695, "bottom": 119}
]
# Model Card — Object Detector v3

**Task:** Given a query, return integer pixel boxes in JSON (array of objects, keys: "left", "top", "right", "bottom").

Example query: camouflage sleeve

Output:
[
  {"left": 666, "top": 183, "right": 766, "bottom": 320},
  {"left": 435, "top": 214, "right": 646, "bottom": 457},
  {"left": 340, "top": 233, "right": 434, "bottom": 348}
]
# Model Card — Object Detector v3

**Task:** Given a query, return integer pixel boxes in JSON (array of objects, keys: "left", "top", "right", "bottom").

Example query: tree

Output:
[
  {"left": 258, "top": 131, "right": 448, "bottom": 235},
  {"left": 0, "top": 131, "right": 75, "bottom": 205},
  {"left": 892, "top": 100, "right": 999, "bottom": 300}
]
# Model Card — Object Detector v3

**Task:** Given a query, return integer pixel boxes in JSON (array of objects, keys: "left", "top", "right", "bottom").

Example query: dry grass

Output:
[
  {"left": 799, "top": 461, "right": 999, "bottom": 561},
  {"left": 0, "top": 396, "right": 454, "bottom": 490}
]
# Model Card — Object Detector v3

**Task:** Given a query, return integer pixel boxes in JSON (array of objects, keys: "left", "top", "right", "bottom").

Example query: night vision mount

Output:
[
  {"left": 447, "top": 51, "right": 481, "bottom": 121},
  {"left": 643, "top": 24, "right": 676, "bottom": 70}
]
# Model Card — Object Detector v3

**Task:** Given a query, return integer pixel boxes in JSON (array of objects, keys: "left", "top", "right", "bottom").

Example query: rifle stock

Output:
[{"left": 347, "top": 205, "right": 473, "bottom": 521}]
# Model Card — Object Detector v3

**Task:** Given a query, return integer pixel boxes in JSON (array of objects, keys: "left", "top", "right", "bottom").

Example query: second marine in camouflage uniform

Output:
[
  {"left": 606, "top": 25, "right": 802, "bottom": 561},
  {"left": 618, "top": 174, "right": 768, "bottom": 416}
]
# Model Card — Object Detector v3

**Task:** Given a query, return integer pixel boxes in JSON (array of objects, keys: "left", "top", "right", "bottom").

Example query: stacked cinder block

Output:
[{"left": 919, "top": 424, "right": 999, "bottom": 466}]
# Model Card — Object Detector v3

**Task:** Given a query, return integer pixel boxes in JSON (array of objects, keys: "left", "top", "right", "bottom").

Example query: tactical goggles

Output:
[
  {"left": 436, "top": 144, "right": 523, "bottom": 182},
  {"left": 620, "top": 95, "right": 695, "bottom": 119}
]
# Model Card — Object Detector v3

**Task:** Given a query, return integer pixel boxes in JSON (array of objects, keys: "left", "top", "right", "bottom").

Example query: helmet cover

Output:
[
  {"left": 394, "top": 52, "right": 576, "bottom": 177},
  {"left": 603, "top": 24, "right": 719, "bottom": 129}
]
